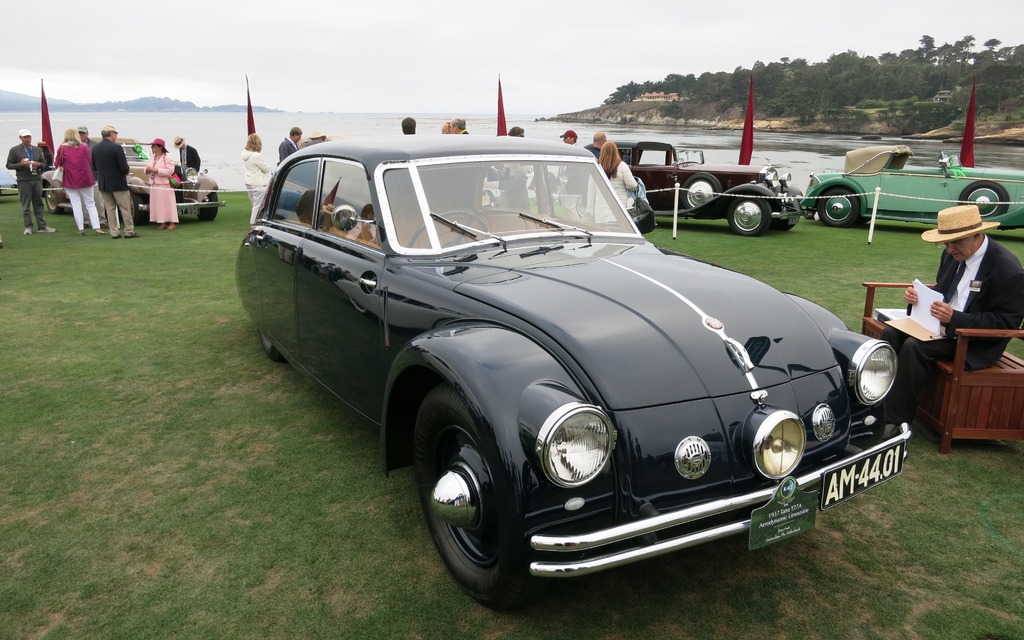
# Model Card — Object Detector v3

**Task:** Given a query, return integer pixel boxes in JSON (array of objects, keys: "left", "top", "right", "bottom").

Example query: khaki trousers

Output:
[{"left": 101, "top": 190, "right": 135, "bottom": 235}]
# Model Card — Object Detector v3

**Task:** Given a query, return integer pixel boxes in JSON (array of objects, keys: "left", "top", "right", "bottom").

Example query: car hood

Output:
[{"left": 448, "top": 243, "right": 838, "bottom": 410}]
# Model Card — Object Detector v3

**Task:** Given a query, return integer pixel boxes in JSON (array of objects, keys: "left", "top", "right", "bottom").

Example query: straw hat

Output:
[
  {"left": 174, "top": 136, "right": 185, "bottom": 149},
  {"left": 921, "top": 204, "right": 999, "bottom": 243}
]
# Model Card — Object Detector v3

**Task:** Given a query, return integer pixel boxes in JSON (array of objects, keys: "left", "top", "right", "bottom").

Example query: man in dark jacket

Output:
[
  {"left": 881, "top": 204, "right": 1024, "bottom": 430},
  {"left": 173, "top": 136, "right": 201, "bottom": 172},
  {"left": 6, "top": 129, "right": 55, "bottom": 234},
  {"left": 91, "top": 126, "right": 139, "bottom": 238}
]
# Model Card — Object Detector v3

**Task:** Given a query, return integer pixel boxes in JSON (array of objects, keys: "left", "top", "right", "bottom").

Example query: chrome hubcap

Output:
[
  {"left": 733, "top": 201, "right": 764, "bottom": 230},
  {"left": 430, "top": 463, "right": 480, "bottom": 528}
]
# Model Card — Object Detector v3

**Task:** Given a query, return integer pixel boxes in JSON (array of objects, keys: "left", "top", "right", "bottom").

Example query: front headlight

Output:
[
  {"left": 751, "top": 410, "right": 806, "bottom": 479},
  {"left": 536, "top": 403, "right": 616, "bottom": 488},
  {"left": 849, "top": 340, "right": 897, "bottom": 404}
]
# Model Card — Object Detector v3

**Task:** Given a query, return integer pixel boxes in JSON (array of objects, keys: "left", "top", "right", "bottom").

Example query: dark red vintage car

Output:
[{"left": 614, "top": 140, "right": 803, "bottom": 237}]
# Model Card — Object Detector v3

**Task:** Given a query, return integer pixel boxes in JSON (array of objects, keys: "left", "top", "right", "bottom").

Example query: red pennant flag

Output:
[
  {"left": 246, "top": 75, "right": 256, "bottom": 136},
  {"left": 738, "top": 75, "right": 754, "bottom": 165},
  {"left": 40, "top": 79, "right": 55, "bottom": 160},
  {"left": 959, "top": 78, "right": 977, "bottom": 168},
  {"left": 497, "top": 76, "right": 507, "bottom": 137}
]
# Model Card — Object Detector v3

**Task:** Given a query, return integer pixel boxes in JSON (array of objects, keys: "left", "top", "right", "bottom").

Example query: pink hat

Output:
[{"left": 148, "top": 138, "right": 168, "bottom": 149}]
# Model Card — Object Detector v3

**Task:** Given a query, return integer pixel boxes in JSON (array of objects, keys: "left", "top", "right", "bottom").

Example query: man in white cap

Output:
[
  {"left": 880, "top": 204, "right": 1024, "bottom": 432},
  {"left": 5, "top": 129, "right": 56, "bottom": 234}
]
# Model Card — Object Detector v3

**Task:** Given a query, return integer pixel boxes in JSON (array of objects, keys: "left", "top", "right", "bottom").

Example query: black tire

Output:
[
  {"left": 726, "top": 197, "right": 772, "bottom": 237},
  {"left": 197, "top": 192, "right": 219, "bottom": 221},
  {"left": 131, "top": 193, "right": 149, "bottom": 225},
  {"left": 959, "top": 181, "right": 1009, "bottom": 218},
  {"left": 682, "top": 173, "right": 722, "bottom": 209},
  {"left": 816, "top": 187, "right": 861, "bottom": 228},
  {"left": 258, "top": 329, "right": 285, "bottom": 362},
  {"left": 413, "top": 383, "right": 541, "bottom": 609}
]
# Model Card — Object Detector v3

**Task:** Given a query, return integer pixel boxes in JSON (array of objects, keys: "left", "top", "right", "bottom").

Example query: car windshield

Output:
[{"left": 378, "top": 156, "right": 638, "bottom": 253}]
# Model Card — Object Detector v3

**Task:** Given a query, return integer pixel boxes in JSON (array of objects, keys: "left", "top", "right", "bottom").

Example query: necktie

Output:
[{"left": 944, "top": 261, "right": 966, "bottom": 304}]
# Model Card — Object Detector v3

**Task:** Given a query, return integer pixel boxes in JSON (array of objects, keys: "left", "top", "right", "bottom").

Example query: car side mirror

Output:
[{"left": 331, "top": 204, "right": 357, "bottom": 231}]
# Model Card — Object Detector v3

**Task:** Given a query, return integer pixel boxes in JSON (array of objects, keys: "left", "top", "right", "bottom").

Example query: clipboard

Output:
[{"left": 884, "top": 317, "right": 948, "bottom": 341}]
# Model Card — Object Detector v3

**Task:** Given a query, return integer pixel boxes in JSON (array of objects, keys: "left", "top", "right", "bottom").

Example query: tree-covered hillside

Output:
[{"left": 602, "top": 36, "right": 1023, "bottom": 134}]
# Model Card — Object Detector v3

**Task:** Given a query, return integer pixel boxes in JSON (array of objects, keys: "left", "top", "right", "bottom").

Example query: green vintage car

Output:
[{"left": 801, "top": 145, "right": 1024, "bottom": 228}]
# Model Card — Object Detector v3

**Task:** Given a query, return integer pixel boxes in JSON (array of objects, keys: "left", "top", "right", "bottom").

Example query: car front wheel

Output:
[
  {"left": 817, "top": 188, "right": 861, "bottom": 227},
  {"left": 960, "top": 181, "right": 1009, "bottom": 217},
  {"left": 413, "top": 383, "right": 540, "bottom": 609},
  {"left": 727, "top": 197, "right": 772, "bottom": 236}
]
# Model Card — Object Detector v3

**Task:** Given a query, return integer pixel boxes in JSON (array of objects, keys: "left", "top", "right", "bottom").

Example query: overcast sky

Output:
[{"left": 5, "top": 0, "right": 1021, "bottom": 115}]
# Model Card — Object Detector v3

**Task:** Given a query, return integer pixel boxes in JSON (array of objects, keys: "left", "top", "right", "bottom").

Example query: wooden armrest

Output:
[
  {"left": 861, "top": 282, "right": 914, "bottom": 319},
  {"left": 949, "top": 328, "right": 1024, "bottom": 373},
  {"left": 953, "top": 328, "right": 1024, "bottom": 340}
]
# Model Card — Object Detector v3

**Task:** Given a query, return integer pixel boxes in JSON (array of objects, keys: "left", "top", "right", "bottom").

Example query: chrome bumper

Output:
[{"left": 529, "top": 424, "right": 910, "bottom": 577}]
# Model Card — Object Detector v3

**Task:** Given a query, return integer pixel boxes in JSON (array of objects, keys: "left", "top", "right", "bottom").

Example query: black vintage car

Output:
[
  {"left": 236, "top": 136, "right": 907, "bottom": 609},
  {"left": 615, "top": 140, "right": 803, "bottom": 236}
]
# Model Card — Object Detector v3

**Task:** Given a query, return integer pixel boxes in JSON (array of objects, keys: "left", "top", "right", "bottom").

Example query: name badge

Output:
[{"left": 969, "top": 279, "right": 982, "bottom": 292}]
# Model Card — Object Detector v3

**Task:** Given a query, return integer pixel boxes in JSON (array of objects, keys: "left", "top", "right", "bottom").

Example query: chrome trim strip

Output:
[
  {"left": 601, "top": 258, "right": 761, "bottom": 390},
  {"left": 528, "top": 425, "right": 910, "bottom": 577}
]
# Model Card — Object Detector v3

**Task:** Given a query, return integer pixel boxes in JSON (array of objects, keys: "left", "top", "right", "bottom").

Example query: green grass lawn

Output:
[{"left": 2, "top": 195, "right": 1022, "bottom": 639}]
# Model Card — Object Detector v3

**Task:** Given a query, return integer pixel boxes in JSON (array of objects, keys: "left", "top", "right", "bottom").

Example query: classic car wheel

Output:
[
  {"left": 258, "top": 329, "right": 285, "bottom": 362},
  {"left": 197, "top": 192, "right": 219, "bottom": 221},
  {"left": 817, "top": 188, "right": 861, "bottom": 228},
  {"left": 43, "top": 181, "right": 62, "bottom": 214},
  {"left": 131, "top": 193, "right": 149, "bottom": 225},
  {"left": 682, "top": 173, "right": 722, "bottom": 209},
  {"left": 960, "top": 181, "right": 1009, "bottom": 217},
  {"left": 413, "top": 383, "right": 539, "bottom": 609},
  {"left": 727, "top": 198, "right": 772, "bottom": 236}
]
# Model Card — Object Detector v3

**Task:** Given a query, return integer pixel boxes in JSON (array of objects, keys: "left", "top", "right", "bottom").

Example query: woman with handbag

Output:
[
  {"left": 55, "top": 128, "right": 106, "bottom": 236},
  {"left": 145, "top": 138, "right": 178, "bottom": 230}
]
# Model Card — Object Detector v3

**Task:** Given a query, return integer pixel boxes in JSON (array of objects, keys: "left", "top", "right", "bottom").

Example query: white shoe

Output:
[{"left": 23, "top": 227, "right": 32, "bottom": 235}]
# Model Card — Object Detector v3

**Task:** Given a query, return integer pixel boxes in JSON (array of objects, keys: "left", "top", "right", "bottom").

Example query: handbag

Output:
[
  {"left": 53, "top": 167, "right": 64, "bottom": 182},
  {"left": 628, "top": 178, "right": 656, "bottom": 234}
]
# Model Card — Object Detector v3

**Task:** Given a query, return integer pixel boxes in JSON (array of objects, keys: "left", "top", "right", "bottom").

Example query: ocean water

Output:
[{"left": 4, "top": 111, "right": 1023, "bottom": 192}]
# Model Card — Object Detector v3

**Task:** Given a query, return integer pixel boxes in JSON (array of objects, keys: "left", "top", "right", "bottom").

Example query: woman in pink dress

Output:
[
  {"left": 145, "top": 138, "right": 178, "bottom": 230},
  {"left": 55, "top": 127, "right": 106, "bottom": 236}
]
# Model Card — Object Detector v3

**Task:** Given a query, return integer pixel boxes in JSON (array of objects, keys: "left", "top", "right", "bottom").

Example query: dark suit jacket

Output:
[
  {"left": 178, "top": 145, "right": 201, "bottom": 172},
  {"left": 935, "top": 238, "right": 1024, "bottom": 369},
  {"left": 91, "top": 138, "right": 131, "bottom": 192}
]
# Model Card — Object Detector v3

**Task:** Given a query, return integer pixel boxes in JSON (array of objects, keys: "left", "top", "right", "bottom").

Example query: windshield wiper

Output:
[
  {"left": 517, "top": 212, "right": 593, "bottom": 242},
  {"left": 430, "top": 212, "right": 507, "bottom": 251}
]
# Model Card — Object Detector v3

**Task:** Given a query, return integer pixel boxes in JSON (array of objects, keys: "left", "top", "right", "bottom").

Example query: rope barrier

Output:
[{"left": 642, "top": 184, "right": 1024, "bottom": 206}]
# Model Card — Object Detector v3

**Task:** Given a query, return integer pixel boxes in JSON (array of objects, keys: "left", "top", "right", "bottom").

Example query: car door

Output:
[
  {"left": 632, "top": 144, "right": 677, "bottom": 211},
  {"left": 249, "top": 158, "right": 321, "bottom": 360},
  {"left": 294, "top": 158, "right": 385, "bottom": 422}
]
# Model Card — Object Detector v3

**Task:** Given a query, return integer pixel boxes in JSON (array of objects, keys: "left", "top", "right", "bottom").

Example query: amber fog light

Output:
[{"left": 751, "top": 409, "right": 806, "bottom": 479}]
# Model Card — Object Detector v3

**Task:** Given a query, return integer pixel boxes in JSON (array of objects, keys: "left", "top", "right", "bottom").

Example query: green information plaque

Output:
[{"left": 749, "top": 476, "right": 818, "bottom": 551}]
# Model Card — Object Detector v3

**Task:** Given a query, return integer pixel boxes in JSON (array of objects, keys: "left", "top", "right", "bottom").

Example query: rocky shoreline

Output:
[{"left": 547, "top": 104, "right": 1024, "bottom": 146}]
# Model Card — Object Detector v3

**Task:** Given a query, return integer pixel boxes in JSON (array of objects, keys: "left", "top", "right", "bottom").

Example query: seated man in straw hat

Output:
[{"left": 880, "top": 204, "right": 1024, "bottom": 432}]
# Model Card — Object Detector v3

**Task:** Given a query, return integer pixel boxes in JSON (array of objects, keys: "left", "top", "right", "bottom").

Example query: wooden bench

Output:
[{"left": 862, "top": 282, "right": 1024, "bottom": 454}]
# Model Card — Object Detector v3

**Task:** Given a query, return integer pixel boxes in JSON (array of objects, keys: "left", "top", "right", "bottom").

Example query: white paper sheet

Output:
[{"left": 910, "top": 279, "right": 942, "bottom": 335}]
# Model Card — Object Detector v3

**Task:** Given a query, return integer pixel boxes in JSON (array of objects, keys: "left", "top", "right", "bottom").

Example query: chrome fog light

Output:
[
  {"left": 849, "top": 340, "right": 897, "bottom": 404},
  {"left": 752, "top": 410, "right": 806, "bottom": 479},
  {"left": 536, "top": 403, "right": 616, "bottom": 488}
]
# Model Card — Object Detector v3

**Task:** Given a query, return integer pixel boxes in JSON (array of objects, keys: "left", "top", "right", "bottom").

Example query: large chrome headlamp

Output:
[
  {"left": 848, "top": 340, "right": 897, "bottom": 405},
  {"left": 751, "top": 409, "right": 806, "bottom": 479},
  {"left": 536, "top": 403, "right": 616, "bottom": 488}
]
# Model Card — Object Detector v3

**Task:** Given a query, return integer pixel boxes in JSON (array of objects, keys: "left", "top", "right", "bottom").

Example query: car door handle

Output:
[{"left": 358, "top": 275, "right": 378, "bottom": 290}]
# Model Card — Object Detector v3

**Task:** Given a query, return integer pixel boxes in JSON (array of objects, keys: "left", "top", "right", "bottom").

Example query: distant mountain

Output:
[{"left": 0, "top": 90, "right": 281, "bottom": 113}]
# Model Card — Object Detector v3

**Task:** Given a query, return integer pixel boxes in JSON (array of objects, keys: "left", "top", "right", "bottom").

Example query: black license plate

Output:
[{"left": 820, "top": 441, "right": 905, "bottom": 510}]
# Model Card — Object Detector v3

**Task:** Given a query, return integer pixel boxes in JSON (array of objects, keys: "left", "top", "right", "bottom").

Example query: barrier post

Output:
[
  {"left": 673, "top": 183, "right": 681, "bottom": 239},
  {"left": 867, "top": 187, "right": 881, "bottom": 245}
]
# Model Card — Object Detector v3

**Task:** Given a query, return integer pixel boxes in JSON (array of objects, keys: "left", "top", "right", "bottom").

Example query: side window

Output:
[
  {"left": 271, "top": 159, "right": 320, "bottom": 226},
  {"left": 383, "top": 168, "right": 428, "bottom": 248},
  {"left": 319, "top": 160, "right": 377, "bottom": 247}
]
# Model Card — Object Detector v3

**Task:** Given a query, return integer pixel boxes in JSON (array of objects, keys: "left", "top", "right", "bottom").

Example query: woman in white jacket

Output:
[
  {"left": 241, "top": 133, "right": 272, "bottom": 225},
  {"left": 598, "top": 142, "right": 637, "bottom": 211}
]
